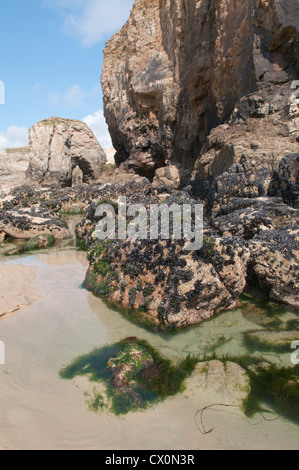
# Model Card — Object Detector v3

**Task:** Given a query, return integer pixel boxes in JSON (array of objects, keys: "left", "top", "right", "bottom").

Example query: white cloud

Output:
[
  {"left": 0, "top": 126, "right": 28, "bottom": 151},
  {"left": 45, "top": 0, "right": 134, "bottom": 46},
  {"left": 64, "top": 84, "right": 85, "bottom": 107},
  {"left": 49, "top": 84, "right": 85, "bottom": 108},
  {"left": 83, "top": 109, "right": 112, "bottom": 148},
  {"left": 45, "top": 0, "right": 84, "bottom": 8}
]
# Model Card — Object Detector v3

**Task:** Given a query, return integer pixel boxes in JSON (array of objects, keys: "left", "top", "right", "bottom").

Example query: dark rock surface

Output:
[{"left": 268, "top": 153, "right": 299, "bottom": 208}]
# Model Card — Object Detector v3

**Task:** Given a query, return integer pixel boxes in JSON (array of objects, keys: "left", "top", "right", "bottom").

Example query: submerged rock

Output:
[
  {"left": 245, "top": 330, "right": 299, "bottom": 351},
  {"left": 107, "top": 338, "right": 157, "bottom": 405},
  {"left": 60, "top": 337, "right": 197, "bottom": 415},
  {"left": 186, "top": 360, "right": 250, "bottom": 404}
]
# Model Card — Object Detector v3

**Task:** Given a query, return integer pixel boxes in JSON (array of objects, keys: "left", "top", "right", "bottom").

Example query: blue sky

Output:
[{"left": 0, "top": 0, "right": 134, "bottom": 150}]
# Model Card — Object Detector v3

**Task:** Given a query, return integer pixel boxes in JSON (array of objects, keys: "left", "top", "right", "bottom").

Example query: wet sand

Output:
[
  {"left": 0, "top": 249, "right": 298, "bottom": 450},
  {"left": 0, "top": 265, "right": 38, "bottom": 320}
]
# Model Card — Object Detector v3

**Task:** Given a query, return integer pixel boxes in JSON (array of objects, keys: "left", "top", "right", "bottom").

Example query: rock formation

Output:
[
  {"left": 102, "top": 0, "right": 299, "bottom": 182},
  {"left": 0, "top": 206, "right": 70, "bottom": 241},
  {"left": 1, "top": 172, "right": 298, "bottom": 326},
  {"left": 191, "top": 99, "right": 299, "bottom": 213},
  {"left": 76, "top": 187, "right": 247, "bottom": 327},
  {"left": 26, "top": 117, "right": 107, "bottom": 186},
  {"left": 0, "top": 0, "right": 298, "bottom": 329}
]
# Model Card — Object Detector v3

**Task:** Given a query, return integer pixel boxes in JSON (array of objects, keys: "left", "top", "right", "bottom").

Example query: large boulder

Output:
[
  {"left": 84, "top": 234, "right": 250, "bottom": 328},
  {"left": 101, "top": 0, "right": 299, "bottom": 180},
  {"left": 212, "top": 198, "right": 299, "bottom": 308},
  {"left": 26, "top": 117, "right": 107, "bottom": 186},
  {"left": 79, "top": 190, "right": 250, "bottom": 328},
  {"left": 79, "top": 184, "right": 299, "bottom": 326}
]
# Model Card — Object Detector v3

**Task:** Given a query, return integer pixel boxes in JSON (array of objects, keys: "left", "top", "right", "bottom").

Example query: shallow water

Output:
[{"left": 0, "top": 248, "right": 298, "bottom": 450}]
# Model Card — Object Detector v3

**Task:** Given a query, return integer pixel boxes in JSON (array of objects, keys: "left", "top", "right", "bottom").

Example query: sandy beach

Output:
[
  {"left": 0, "top": 265, "right": 38, "bottom": 321},
  {"left": 0, "top": 249, "right": 298, "bottom": 450}
]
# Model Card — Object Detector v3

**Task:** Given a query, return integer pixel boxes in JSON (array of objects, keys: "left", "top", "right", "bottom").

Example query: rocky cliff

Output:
[
  {"left": 26, "top": 117, "right": 107, "bottom": 186},
  {"left": 102, "top": 0, "right": 299, "bottom": 181}
]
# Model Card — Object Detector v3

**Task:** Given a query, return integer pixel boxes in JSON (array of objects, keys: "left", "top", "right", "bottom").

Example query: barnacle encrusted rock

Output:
[
  {"left": 80, "top": 191, "right": 250, "bottom": 327},
  {"left": 0, "top": 206, "right": 70, "bottom": 240},
  {"left": 248, "top": 225, "right": 299, "bottom": 307}
]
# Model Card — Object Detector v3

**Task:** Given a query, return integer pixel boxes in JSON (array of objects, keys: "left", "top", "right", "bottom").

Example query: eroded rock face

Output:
[
  {"left": 191, "top": 115, "right": 299, "bottom": 215},
  {"left": 26, "top": 117, "right": 107, "bottom": 186},
  {"left": 102, "top": 0, "right": 299, "bottom": 180}
]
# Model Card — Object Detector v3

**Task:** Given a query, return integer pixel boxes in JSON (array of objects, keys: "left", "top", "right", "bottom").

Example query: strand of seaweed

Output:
[{"left": 195, "top": 404, "right": 280, "bottom": 435}]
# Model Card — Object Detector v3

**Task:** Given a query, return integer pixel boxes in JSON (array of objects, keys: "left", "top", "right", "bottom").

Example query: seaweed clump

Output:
[
  {"left": 59, "top": 337, "right": 197, "bottom": 415},
  {"left": 243, "top": 363, "right": 299, "bottom": 424},
  {"left": 21, "top": 234, "right": 56, "bottom": 252}
]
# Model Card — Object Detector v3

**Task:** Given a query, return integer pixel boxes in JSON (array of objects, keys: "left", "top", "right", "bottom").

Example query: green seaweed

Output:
[
  {"left": 59, "top": 208, "right": 84, "bottom": 216},
  {"left": 243, "top": 364, "right": 299, "bottom": 423},
  {"left": 198, "top": 353, "right": 299, "bottom": 424},
  {"left": 21, "top": 235, "right": 56, "bottom": 253},
  {"left": 75, "top": 235, "right": 89, "bottom": 252},
  {"left": 84, "top": 388, "right": 107, "bottom": 413},
  {"left": 201, "top": 236, "right": 216, "bottom": 258},
  {"left": 59, "top": 338, "right": 198, "bottom": 416},
  {"left": 243, "top": 330, "right": 299, "bottom": 353}
]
